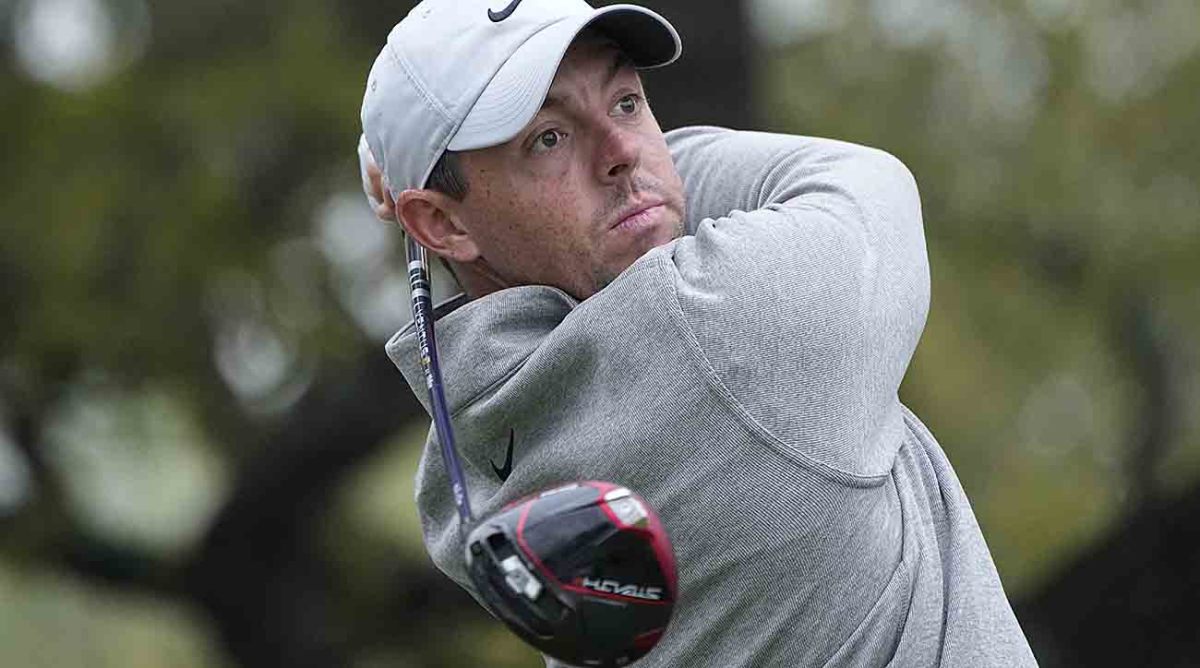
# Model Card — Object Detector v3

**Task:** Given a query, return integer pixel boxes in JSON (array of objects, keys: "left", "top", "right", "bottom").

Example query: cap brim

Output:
[{"left": 448, "top": 5, "right": 681, "bottom": 152}]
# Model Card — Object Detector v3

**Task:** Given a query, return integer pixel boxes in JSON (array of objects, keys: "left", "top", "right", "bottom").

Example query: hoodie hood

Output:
[{"left": 385, "top": 285, "right": 579, "bottom": 416}]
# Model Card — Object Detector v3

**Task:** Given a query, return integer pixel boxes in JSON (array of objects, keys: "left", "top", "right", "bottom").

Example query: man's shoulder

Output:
[{"left": 664, "top": 125, "right": 734, "bottom": 157}]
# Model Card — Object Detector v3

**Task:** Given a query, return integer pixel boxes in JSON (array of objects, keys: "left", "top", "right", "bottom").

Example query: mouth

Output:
[{"left": 611, "top": 200, "right": 666, "bottom": 233}]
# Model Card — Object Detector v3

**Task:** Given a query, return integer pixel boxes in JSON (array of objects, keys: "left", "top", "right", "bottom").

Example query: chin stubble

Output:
[
  {"left": 583, "top": 173, "right": 685, "bottom": 297},
  {"left": 590, "top": 213, "right": 684, "bottom": 296}
]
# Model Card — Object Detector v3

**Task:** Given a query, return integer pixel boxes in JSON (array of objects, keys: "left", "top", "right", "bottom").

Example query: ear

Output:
[{"left": 394, "top": 190, "right": 481, "bottom": 263}]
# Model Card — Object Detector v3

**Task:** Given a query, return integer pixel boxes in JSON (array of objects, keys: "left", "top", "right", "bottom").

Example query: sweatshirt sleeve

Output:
[{"left": 663, "top": 126, "right": 930, "bottom": 478}]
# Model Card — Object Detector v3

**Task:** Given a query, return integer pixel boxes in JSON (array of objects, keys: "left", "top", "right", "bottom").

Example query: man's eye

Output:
[
  {"left": 614, "top": 95, "right": 639, "bottom": 115},
  {"left": 533, "top": 129, "right": 564, "bottom": 152}
]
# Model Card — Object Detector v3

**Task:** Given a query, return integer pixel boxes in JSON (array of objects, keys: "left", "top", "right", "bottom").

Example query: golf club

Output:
[{"left": 404, "top": 237, "right": 678, "bottom": 666}]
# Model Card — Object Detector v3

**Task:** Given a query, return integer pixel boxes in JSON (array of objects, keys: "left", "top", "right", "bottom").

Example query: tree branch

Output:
[
  {"left": 184, "top": 346, "right": 425, "bottom": 668},
  {"left": 1016, "top": 480, "right": 1200, "bottom": 666}
]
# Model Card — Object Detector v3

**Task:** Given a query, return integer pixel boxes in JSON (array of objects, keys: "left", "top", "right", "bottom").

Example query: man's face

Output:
[{"left": 449, "top": 37, "right": 686, "bottom": 300}]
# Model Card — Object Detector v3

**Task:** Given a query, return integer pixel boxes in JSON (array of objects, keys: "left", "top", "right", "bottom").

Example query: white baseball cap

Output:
[{"left": 360, "top": 0, "right": 681, "bottom": 198}]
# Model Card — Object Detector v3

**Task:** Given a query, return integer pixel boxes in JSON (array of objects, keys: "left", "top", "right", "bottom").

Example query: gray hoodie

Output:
[{"left": 386, "top": 126, "right": 1037, "bottom": 667}]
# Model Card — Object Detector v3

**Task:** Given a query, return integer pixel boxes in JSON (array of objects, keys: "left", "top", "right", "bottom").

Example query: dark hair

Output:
[{"left": 426, "top": 150, "right": 469, "bottom": 201}]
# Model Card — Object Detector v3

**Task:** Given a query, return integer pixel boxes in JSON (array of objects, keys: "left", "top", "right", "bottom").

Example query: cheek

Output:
[
  {"left": 525, "top": 179, "right": 597, "bottom": 252},
  {"left": 647, "top": 146, "right": 685, "bottom": 207},
  {"left": 468, "top": 174, "right": 596, "bottom": 266},
  {"left": 643, "top": 133, "right": 677, "bottom": 176}
]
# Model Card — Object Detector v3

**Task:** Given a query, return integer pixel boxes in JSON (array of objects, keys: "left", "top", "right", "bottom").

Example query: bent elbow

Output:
[{"left": 864, "top": 149, "right": 930, "bottom": 339}]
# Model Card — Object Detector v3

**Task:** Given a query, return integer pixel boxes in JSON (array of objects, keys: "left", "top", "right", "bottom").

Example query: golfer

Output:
[{"left": 359, "top": 0, "right": 1037, "bottom": 665}]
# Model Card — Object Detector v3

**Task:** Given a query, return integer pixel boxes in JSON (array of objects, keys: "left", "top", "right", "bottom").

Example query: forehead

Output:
[
  {"left": 564, "top": 29, "right": 622, "bottom": 59},
  {"left": 550, "top": 32, "right": 633, "bottom": 88}
]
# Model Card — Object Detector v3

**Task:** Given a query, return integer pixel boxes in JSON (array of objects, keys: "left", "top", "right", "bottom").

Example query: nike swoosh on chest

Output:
[{"left": 491, "top": 429, "right": 516, "bottom": 482}]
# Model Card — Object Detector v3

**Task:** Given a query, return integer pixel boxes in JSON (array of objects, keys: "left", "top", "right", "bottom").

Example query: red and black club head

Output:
[{"left": 465, "top": 481, "right": 677, "bottom": 667}]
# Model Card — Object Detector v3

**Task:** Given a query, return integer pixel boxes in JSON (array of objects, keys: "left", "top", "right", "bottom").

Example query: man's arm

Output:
[{"left": 662, "top": 127, "right": 929, "bottom": 477}]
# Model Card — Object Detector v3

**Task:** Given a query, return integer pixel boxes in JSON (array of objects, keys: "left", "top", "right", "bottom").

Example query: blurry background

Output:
[{"left": 1, "top": 0, "right": 1198, "bottom": 665}]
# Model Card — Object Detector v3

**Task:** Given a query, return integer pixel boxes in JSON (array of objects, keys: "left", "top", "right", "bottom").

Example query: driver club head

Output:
[{"left": 465, "top": 481, "right": 677, "bottom": 667}]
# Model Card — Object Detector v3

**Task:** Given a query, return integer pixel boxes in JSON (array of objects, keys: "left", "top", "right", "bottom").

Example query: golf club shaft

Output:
[{"left": 406, "top": 236, "right": 474, "bottom": 527}]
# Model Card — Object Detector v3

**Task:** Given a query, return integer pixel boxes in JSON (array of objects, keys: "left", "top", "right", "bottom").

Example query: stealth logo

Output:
[
  {"left": 581, "top": 577, "right": 664, "bottom": 601},
  {"left": 488, "top": 0, "right": 524, "bottom": 22},
  {"left": 491, "top": 429, "right": 516, "bottom": 482}
]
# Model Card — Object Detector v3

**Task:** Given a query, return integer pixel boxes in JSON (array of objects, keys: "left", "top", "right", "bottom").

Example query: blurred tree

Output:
[
  {"left": 1016, "top": 480, "right": 1200, "bottom": 667},
  {"left": 2, "top": 0, "right": 1198, "bottom": 666}
]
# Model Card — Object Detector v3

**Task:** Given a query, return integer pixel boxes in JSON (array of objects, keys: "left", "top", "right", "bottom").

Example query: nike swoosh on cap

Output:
[{"left": 488, "top": 0, "right": 524, "bottom": 22}]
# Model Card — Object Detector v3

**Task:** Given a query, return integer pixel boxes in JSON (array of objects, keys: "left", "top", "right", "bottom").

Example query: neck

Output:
[{"left": 448, "top": 258, "right": 510, "bottom": 299}]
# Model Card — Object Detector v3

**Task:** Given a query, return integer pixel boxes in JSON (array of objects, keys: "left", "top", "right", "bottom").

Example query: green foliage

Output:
[
  {"left": 760, "top": 0, "right": 1200, "bottom": 595},
  {"left": 1, "top": 0, "right": 1197, "bottom": 665},
  {"left": 0, "top": 563, "right": 231, "bottom": 668}
]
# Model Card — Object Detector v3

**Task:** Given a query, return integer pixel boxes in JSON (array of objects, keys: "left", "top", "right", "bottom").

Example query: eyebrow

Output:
[
  {"left": 541, "top": 51, "right": 635, "bottom": 112},
  {"left": 606, "top": 51, "right": 635, "bottom": 88}
]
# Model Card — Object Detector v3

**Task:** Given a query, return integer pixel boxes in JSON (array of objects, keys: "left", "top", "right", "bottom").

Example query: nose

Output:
[{"left": 596, "top": 123, "right": 641, "bottom": 184}]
